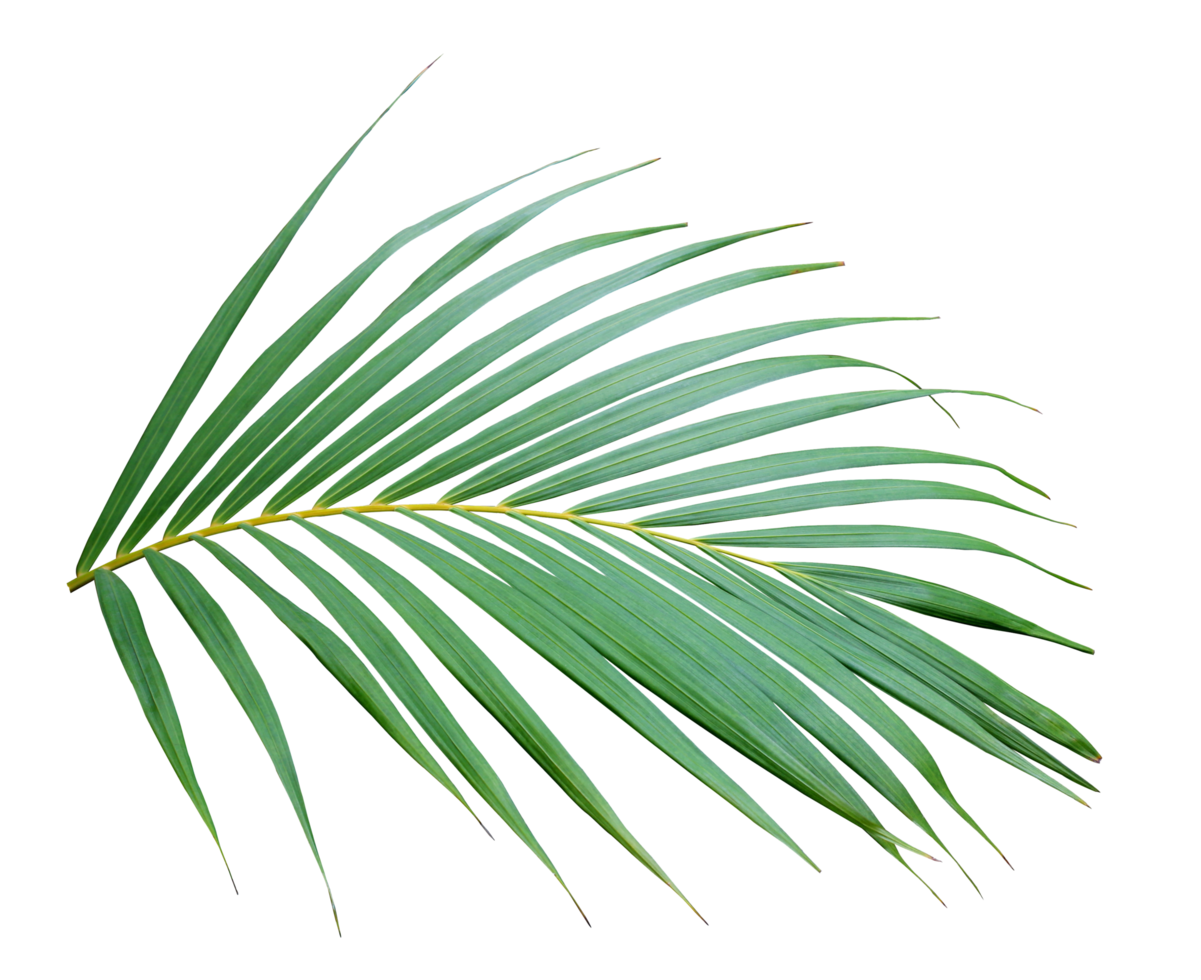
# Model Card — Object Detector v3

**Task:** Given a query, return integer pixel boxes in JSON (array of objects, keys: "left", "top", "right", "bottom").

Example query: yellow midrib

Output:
[{"left": 66, "top": 502, "right": 783, "bottom": 592}]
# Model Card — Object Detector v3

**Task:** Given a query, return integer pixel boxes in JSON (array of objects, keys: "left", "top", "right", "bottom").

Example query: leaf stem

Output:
[{"left": 66, "top": 503, "right": 782, "bottom": 592}]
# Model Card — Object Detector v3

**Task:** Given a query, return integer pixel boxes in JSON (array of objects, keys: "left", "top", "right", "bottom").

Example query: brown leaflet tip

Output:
[
  {"left": 1091, "top": 755, "right": 1103, "bottom": 763},
  {"left": 1079, "top": 798, "right": 1092, "bottom": 808}
]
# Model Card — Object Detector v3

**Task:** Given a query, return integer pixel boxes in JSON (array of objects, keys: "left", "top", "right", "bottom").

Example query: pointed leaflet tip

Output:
[
  {"left": 571, "top": 893, "right": 590, "bottom": 927},
  {"left": 1091, "top": 755, "right": 1102, "bottom": 763}
]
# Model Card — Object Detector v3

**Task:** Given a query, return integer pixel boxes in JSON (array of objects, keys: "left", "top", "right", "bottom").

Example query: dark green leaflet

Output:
[
  {"left": 624, "top": 535, "right": 1008, "bottom": 874},
  {"left": 704, "top": 551, "right": 1090, "bottom": 802},
  {"left": 236, "top": 521, "right": 570, "bottom": 888},
  {"left": 258, "top": 218, "right": 735, "bottom": 514},
  {"left": 635, "top": 477, "right": 1067, "bottom": 529},
  {"left": 389, "top": 508, "right": 812, "bottom": 865},
  {"left": 572, "top": 446, "right": 1048, "bottom": 515},
  {"left": 374, "top": 271, "right": 864, "bottom": 509},
  {"left": 698, "top": 523, "right": 1088, "bottom": 588},
  {"left": 789, "top": 561, "right": 1092, "bottom": 652},
  {"left": 778, "top": 569, "right": 1100, "bottom": 763},
  {"left": 188, "top": 534, "right": 481, "bottom": 824},
  {"left": 76, "top": 77, "right": 424, "bottom": 575},
  {"left": 447, "top": 357, "right": 919, "bottom": 504},
  {"left": 571, "top": 523, "right": 984, "bottom": 898},
  {"left": 503, "top": 388, "right": 1031, "bottom": 507},
  {"left": 436, "top": 511, "right": 933, "bottom": 866},
  {"left": 288, "top": 516, "right": 696, "bottom": 922},
  {"left": 319, "top": 229, "right": 810, "bottom": 508},
  {"left": 142, "top": 147, "right": 600, "bottom": 542},
  {"left": 93, "top": 568, "right": 233, "bottom": 887},
  {"left": 217, "top": 158, "right": 659, "bottom": 523},
  {"left": 142, "top": 548, "right": 339, "bottom": 932},
  {"left": 489, "top": 519, "right": 952, "bottom": 897}
]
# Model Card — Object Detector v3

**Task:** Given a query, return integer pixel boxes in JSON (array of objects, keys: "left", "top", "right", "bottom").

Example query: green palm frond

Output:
[{"left": 69, "top": 65, "right": 1097, "bottom": 932}]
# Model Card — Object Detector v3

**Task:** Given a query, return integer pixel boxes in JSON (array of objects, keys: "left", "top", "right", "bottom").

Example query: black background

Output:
[{"left": 51, "top": 34, "right": 1109, "bottom": 960}]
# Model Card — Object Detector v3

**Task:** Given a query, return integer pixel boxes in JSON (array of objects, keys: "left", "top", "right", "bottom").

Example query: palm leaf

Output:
[{"left": 68, "top": 68, "right": 1097, "bottom": 930}]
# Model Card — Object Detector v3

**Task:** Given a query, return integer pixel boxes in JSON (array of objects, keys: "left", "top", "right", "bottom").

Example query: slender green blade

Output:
[
  {"left": 698, "top": 523, "right": 1088, "bottom": 588},
  {"left": 705, "top": 551, "right": 1090, "bottom": 802},
  {"left": 574, "top": 523, "right": 984, "bottom": 898},
  {"left": 93, "top": 568, "right": 234, "bottom": 887},
  {"left": 129, "top": 144, "right": 598, "bottom": 547},
  {"left": 422, "top": 507, "right": 934, "bottom": 865},
  {"left": 384, "top": 509, "right": 813, "bottom": 865},
  {"left": 492, "top": 514, "right": 941, "bottom": 855},
  {"left": 76, "top": 75, "right": 425, "bottom": 575},
  {"left": 502, "top": 388, "right": 1033, "bottom": 507},
  {"left": 573, "top": 446, "right": 1048, "bottom": 515},
  {"left": 453, "top": 348, "right": 931, "bottom": 502},
  {"left": 453, "top": 357, "right": 913, "bottom": 505},
  {"left": 789, "top": 561, "right": 1092, "bottom": 652},
  {"left": 233, "top": 523, "right": 571, "bottom": 879},
  {"left": 602, "top": 530, "right": 1004, "bottom": 866},
  {"left": 374, "top": 261, "right": 855, "bottom": 502},
  {"left": 217, "top": 158, "right": 660, "bottom": 522},
  {"left": 307, "top": 226, "right": 816, "bottom": 509},
  {"left": 290, "top": 516, "right": 706, "bottom": 922},
  {"left": 264, "top": 224, "right": 685, "bottom": 514},
  {"left": 785, "top": 569, "right": 1100, "bottom": 760},
  {"left": 188, "top": 534, "right": 480, "bottom": 823},
  {"left": 142, "top": 548, "right": 339, "bottom": 932},
  {"left": 635, "top": 477, "right": 1067, "bottom": 528}
]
